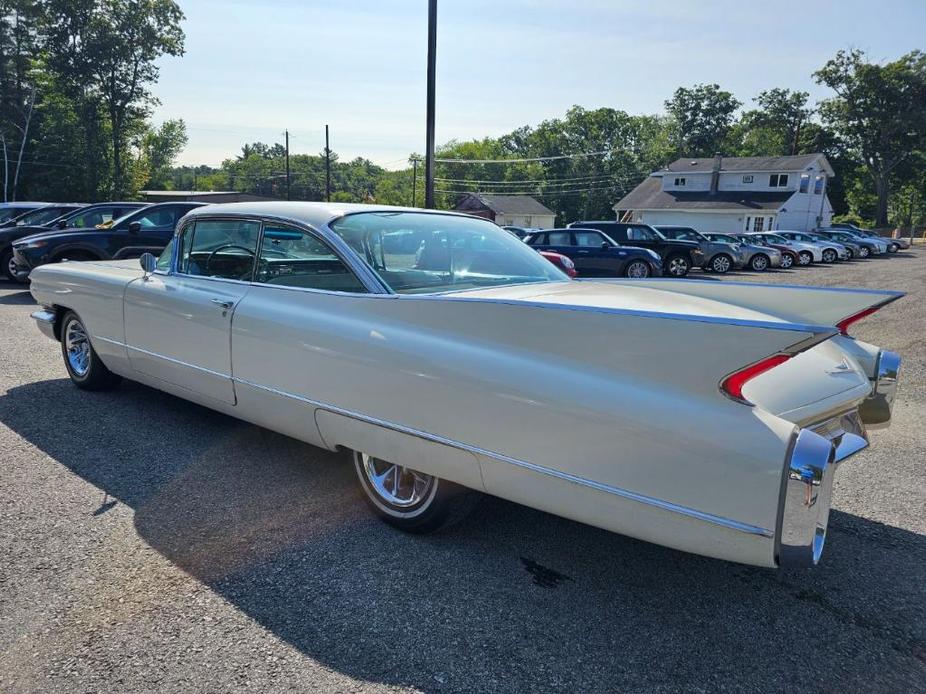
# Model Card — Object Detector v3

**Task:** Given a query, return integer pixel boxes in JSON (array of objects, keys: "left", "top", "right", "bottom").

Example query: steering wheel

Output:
[{"left": 205, "top": 244, "right": 256, "bottom": 277}]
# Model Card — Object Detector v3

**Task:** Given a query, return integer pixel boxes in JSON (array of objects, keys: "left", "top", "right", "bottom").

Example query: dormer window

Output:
[
  {"left": 769, "top": 174, "right": 789, "bottom": 187},
  {"left": 674, "top": 177, "right": 686, "bottom": 186},
  {"left": 814, "top": 176, "right": 825, "bottom": 194},
  {"left": 799, "top": 174, "right": 810, "bottom": 193},
  {"left": 742, "top": 175, "right": 753, "bottom": 183}
]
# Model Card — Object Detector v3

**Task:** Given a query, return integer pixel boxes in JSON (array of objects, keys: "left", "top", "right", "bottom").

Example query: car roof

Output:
[{"left": 182, "top": 201, "right": 476, "bottom": 229}]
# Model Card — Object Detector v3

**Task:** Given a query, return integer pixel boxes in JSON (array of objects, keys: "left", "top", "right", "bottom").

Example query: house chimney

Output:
[{"left": 710, "top": 153, "right": 722, "bottom": 195}]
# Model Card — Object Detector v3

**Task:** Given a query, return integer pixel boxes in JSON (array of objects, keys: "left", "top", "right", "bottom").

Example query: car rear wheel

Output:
[
  {"left": 710, "top": 254, "right": 732, "bottom": 273},
  {"left": 798, "top": 251, "right": 813, "bottom": 265},
  {"left": 624, "top": 260, "right": 651, "bottom": 278},
  {"left": 60, "top": 311, "right": 122, "bottom": 391},
  {"left": 858, "top": 246, "right": 870, "bottom": 258},
  {"left": 822, "top": 248, "right": 838, "bottom": 263},
  {"left": 665, "top": 254, "right": 689, "bottom": 277},
  {"left": 352, "top": 451, "right": 479, "bottom": 533},
  {"left": 749, "top": 254, "right": 769, "bottom": 271},
  {"left": 1, "top": 248, "right": 27, "bottom": 283},
  {"left": 779, "top": 253, "right": 794, "bottom": 269}
]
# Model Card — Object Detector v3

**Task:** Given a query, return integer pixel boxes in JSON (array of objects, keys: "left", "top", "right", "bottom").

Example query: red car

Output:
[
  {"left": 539, "top": 250, "right": 577, "bottom": 278},
  {"left": 747, "top": 235, "right": 798, "bottom": 269}
]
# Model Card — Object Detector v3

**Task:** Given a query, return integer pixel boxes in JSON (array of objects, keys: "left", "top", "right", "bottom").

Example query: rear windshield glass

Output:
[{"left": 330, "top": 212, "right": 566, "bottom": 294}]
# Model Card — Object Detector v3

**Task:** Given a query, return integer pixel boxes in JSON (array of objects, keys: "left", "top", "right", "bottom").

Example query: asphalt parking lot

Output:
[{"left": 1, "top": 252, "right": 924, "bottom": 693}]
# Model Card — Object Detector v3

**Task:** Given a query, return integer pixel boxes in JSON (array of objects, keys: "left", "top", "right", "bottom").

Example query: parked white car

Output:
[
  {"left": 777, "top": 231, "right": 847, "bottom": 263},
  {"left": 28, "top": 202, "right": 903, "bottom": 568}
]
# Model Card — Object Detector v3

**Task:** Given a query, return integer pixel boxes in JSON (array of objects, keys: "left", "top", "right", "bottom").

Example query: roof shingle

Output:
[{"left": 614, "top": 176, "right": 791, "bottom": 212}]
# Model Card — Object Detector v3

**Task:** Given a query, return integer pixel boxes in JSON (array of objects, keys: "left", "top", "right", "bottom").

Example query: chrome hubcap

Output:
[
  {"left": 800, "top": 253, "right": 811, "bottom": 265},
  {"left": 781, "top": 255, "right": 793, "bottom": 268},
  {"left": 668, "top": 258, "right": 687, "bottom": 276},
  {"left": 713, "top": 257, "right": 730, "bottom": 272},
  {"left": 360, "top": 452, "right": 435, "bottom": 508},
  {"left": 64, "top": 319, "right": 91, "bottom": 377},
  {"left": 627, "top": 261, "right": 648, "bottom": 278},
  {"left": 753, "top": 256, "right": 768, "bottom": 270}
]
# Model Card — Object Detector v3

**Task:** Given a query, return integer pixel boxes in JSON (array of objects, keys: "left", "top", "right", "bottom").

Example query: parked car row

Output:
[
  {"left": 2, "top": 201, "right": 205, "bottom": 283},
  {"left": 514, "top": 218, "right": 910, "bottom": 279}
]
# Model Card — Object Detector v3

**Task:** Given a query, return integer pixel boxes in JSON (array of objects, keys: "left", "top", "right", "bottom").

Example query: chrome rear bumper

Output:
[
  {"left": 777, "top": 410, "right": 868, "bottom": 568},
  {"left": 858, "top": 350, "right": 901, "bottom": 428}
]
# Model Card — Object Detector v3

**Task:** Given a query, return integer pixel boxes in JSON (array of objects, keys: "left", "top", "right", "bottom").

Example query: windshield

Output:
[
  {"left": 13, "top": 207, "right": 71, "bottom": 226},
  {"left": 748, "top": 235, "right": 770, "bottom": 246},
  {"left": 709, "top": 233, "right": 739, "bottom": 244},
  {"left": 330, "top": 211, "right": 566, "bottom": 294},
  {"left": 764, "top": 234, "right": 789, "bottom": 243},
  {"left": 658, "top": 227, "right": 704, "bottom": 241}
]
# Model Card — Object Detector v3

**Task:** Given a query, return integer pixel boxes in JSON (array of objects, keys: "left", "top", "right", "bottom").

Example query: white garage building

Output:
[{"left": 614, "top": 154, "right": 834, "bottom": 233}]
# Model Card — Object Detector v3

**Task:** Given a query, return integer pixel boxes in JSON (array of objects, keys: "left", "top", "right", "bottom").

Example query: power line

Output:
[{"left": 435, "top": 149, "right": 616, "bottom": 164}]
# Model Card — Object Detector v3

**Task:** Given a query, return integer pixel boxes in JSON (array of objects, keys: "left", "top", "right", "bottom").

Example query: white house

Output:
[
  {"left": 614, "top": 154, "right": 834, "bottom": 233},
  {"left": 453, "top": 193, "right": 557, "bottom": 229}
]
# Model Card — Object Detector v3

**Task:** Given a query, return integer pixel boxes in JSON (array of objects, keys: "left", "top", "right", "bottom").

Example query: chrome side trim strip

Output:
[
  {"left": 233, "top": 375, "right": 774, "bottom": 538},
  {"left": 98, "top": 336, "right": 232, "bottom": 381}
]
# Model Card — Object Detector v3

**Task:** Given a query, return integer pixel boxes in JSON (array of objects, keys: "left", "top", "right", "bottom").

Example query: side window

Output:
[
  {"left": 156, "top": 238, "right": 175, "bottom": 271},
  {"left": 254, "top": 225, "right": 367, "bottom": 293},
  {"left": 133, "top": 206, "right": 181, "bottom": 229},
  {"left": 574, "top": 231, "right": 604, "bottom": 247},
  {"left": 179, "top": 219, "right": 261, "bottom": 281},
  {"left": 627, "top": 226, "right": 655, "bottom": 241},
  {"left": 547, "top": 232, "right": 571, "bottom": 245}
]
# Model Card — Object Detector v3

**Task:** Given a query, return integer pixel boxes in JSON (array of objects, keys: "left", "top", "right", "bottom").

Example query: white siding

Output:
[
  {"left": 639, "top": 210, "right": 747, "bottom": 233},
  {"left": 496, "top": 214, "right": 556, "bottom": 229},
  {"left": 775, "top": 189, "right": 832, "bottom": 231},
  {"left": 662, "top": 173, "right": 711, "bottom": 192}
]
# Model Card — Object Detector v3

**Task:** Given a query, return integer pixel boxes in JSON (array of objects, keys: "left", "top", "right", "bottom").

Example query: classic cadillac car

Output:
[{"left": 27, "top": 202, "right": 903, "bottom": 568}]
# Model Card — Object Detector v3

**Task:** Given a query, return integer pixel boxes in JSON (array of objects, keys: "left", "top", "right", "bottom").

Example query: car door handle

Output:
[{"left": 211, "top": 299, "right": 234, "bottom": 310}]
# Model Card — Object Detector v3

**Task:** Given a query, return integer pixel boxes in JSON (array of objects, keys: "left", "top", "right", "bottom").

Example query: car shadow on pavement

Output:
[
  {"left": 1, "top": 378, "right": 924, "bottom": 692},
  {"left": 0, "top": 289, "right": 35, "bottom": 304}
]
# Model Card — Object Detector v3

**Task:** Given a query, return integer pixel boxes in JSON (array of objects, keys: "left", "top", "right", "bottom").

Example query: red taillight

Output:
[
  {"left": 836, "top": 306, "right": 880, "bottom": 336},
  {"left": 721, "top": 354, "right": 792, "bottom": 403}
]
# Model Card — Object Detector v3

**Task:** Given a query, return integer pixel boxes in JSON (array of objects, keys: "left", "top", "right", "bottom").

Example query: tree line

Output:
[{"left": 3, "top": 1, "right": 924, "bottom": 229}]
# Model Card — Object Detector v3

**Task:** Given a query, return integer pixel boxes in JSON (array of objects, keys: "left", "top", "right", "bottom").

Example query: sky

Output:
[{"left": 151, "top": 0, "right": 926, "bottom": 169}]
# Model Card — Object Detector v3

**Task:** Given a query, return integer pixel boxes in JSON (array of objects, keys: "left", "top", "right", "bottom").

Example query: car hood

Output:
[
  {"left": 12, "top": 227, "right": 100, "bottom": 246},
  {"left": 449, "top": 280, "right": 785, "bottom": 324},
  {"left": 0, "top": 224, "right": 54, "bottom": 240}
]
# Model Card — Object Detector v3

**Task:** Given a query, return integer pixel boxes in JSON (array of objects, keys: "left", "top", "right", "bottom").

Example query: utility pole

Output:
[
  {"left": 411, "top": 157, "right": 419, "bottom": 207},
  {"left": 325, "top": 124, "right": 331, "bottom": 202},
  {"left": 285, "top": 129, "right": 291, "bottom": 200},
  {"left": 424, "top": 0, "right": 437, "bottom": 208}
]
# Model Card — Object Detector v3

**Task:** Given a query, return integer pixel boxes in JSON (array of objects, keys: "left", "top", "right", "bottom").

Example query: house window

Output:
[
  {"left": 674, "top": 177, "right": 686, "bottom": 186},
  {"left": 742, "top": 175, "right": 754, "bottom": 183},
  {"left": 814, "top": 176, "right": 825, "bottom": 194},
  {"left": 799, "top": 174, "right": 810, "bottom": 193},
  {"left": 754, "top": 217, "right": 766, "bottom": 232},
  {"left": 769, "top": 174, "right": 789, "bottom": 187}
]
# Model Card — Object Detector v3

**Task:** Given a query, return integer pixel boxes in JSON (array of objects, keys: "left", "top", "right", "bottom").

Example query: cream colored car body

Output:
[{"left": 28, "top": 202, "right": 903, "bottom": 568}]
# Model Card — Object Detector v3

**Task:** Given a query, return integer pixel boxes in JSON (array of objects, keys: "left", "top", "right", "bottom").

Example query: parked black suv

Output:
[
  {"left": 12, "top": 202, "right": 206, "bottom": 280},
  {"left": 524, "top": 228, "right": 663, "bottom": 277},
  {"left": 1, "top": 202, "right": 147, "bottom": 281},
  {"left": 568, "top": 221, "right": 703, "bottom": 277}
]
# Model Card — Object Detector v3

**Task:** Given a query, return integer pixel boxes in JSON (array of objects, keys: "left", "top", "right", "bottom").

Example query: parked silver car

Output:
[
  {"left": 778, "top": 231, "right": 847, "bottom": 263},
  {"left": 818, "top": 226, "right": 896, "bottom": 253},
  {"left": 705, "top": 232, "right": 781, "bottom": 271},
  {"left": 811, "top": 230, "right": 865, "bottom": 259},
  {"left": 654, "top": 225, "right": 746, "bottom": 274}
]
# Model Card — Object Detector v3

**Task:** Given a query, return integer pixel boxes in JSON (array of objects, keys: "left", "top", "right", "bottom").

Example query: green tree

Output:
[
  {"left": 133, "top": 118, "right": 187, "bottom": 191},
  {"left": 732, "top": 89, "right": 812, "bottom": 156},
  {"left": 664, "top": 84, "right": 741, "bottom": 157},
  {"left": 814, "top": 49, "right": 926, "bottom": 226}
]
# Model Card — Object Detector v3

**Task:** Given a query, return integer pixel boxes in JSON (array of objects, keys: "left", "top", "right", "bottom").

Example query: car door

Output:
[
  {"left": 123, "top": 217, "right": 262, "bottom": 404},
  {"left": 112, "top": 204, "right": 194, "bottom": 259},
  {"left": 571, "top": 230, "right": 613, "bottom": 276}
]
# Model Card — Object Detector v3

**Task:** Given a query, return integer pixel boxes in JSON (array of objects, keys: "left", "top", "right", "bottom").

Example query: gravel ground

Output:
[{"left": 0, "top": 251, "right": 924, "bottom": 693}]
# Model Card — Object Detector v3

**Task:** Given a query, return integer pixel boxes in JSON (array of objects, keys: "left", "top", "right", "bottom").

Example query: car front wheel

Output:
[
  {"left": 750, "top": 254, "right": 769, "bottom": 271},
  {"left": 858, "top": 246, "right": 870, "bottom": 258},
  {"left": 822, "top": 248, "right": 838, "bottom": 263},
  {"left": 798, "top": 251, "right": 813, "bottom": 265},
  {"left": 779, "top": 253, "right": 794, "bottom": 269},
  {"left": 710, "top": 254, "right": 732, "bottom": 273},
  {"left": 1, "top": 249, "right": 27, "bottom": 283},
  {"left": 60, "top": 311, "right": 122, "bottom": 390},
  {"left": 624, "top": 260, "right": 652, "bottom": 278},
  {"left": 353, "top": 451, "right": 479, "bottom": 533},
  {"left": 665, "top": 254, "right": 690, "bottom": 277},
  {"left": 888, "top": 242, "right": 899, "bottom": 253}
]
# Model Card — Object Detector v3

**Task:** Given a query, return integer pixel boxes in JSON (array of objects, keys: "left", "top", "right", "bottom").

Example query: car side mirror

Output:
[
  {"left": 128, "top": 221, "right": 141, "bottom": 234},
  {"left": 601, "top": 241, "right": 610, "bottom": 249},
  {"left": 57, "top": 220, "right": 68, "bottom": 229},
  {"left": 139, "top": 252, "right": 157, "bottom": 280}
]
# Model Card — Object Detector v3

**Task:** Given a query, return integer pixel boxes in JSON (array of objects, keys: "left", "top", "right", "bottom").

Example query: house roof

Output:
[
  {"left": 613, "top": 176, "right": 792, "bottom": 212},
  {"left": 455, "top": 193, "right": 555, "bottom": 216},
  {"left": 664, "top": 154, "right": 833, "bottom": 176}
]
